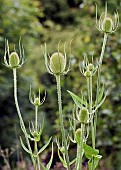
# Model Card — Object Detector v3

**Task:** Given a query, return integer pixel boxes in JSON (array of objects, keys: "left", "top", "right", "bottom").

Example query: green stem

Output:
[
  {"left": 13, "top": 68, "right": 35, "bottom": 167},
  {"left": 35, "top": 106, "right": 38, "bottom": 132},
  {"left": 34, "top": 106, "right": 41, "bottom": 170},
  {"left": 76, "top": 123, "right": 85, "bottom": 170},
  {"left": 75, "top": 144, "right": 79, "bottom": 170},
  {"left": 87, "top": 76, "right": 95, "bottom": 149},
  {"left": 99, "top": 33, "right": 108, "bottom": 66},
  {"left": 34, "top": 140, "right": 40, "bottom": 170},
  {"left": 87, "top": 76, "right": 95, "bottom": 170},
  {"left": 90, "top": 76, "right": 95, "bottom": 149},
  {"left": 91, "top": 157, "right": 94, "bottom": 170},
  {"left": 94, "top": 33, "right": 108, "bottom": 138},
  {"left": 56, "top": 75, "right": 70, "bottom": 170}
]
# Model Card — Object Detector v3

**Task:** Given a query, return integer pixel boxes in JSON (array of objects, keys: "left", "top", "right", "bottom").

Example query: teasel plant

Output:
[
  {"left": 68, "top": 103, "right": 90, "bottom": 170},
  {"left": 68, "top": 84, "right": 103, "bottom": 170},
  {"left": 68, "top": 54, "right": 107, "bottom": 170},
  {"left": 4, "top": 40, "right": 53, "bottom": 170},
  {"left": 68, "top": 3, "right": 119, "bottom": 170},
  {"left": 94, "top": 1, "right": 119, "bottom": 151},
  {"left": 44, "top": 41, "right": 72, "bottom": 170}
]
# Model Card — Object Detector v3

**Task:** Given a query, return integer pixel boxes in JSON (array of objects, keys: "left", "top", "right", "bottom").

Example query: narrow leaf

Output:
[
  {"left": 46, "top": 142, "right": 54, "bottom": 169},
  {"left": 58, "top": 149, "right": 67, "bottom": 168},
  {"left": 98, "top": 84, "right": 104, "bottom": 103},
  {"left": 20, "top": 137, "right": 32, "bottom": 155},
  {"left": 94, "top": 93, "right": 107, "bottom": 113},
  {"left": 67, "top": 90, "right": 87, "bottom": 108},
  {"left": 38, "top": 137, "right": 52, "bottom": 155}
]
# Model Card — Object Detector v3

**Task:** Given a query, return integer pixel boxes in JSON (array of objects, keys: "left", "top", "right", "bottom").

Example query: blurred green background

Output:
[{"left": 0, "top": 0, "right": 121, "bottom": 169}]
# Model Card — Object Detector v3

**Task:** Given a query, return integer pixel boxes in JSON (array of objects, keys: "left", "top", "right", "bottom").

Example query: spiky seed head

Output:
[
  {"left": 34, "top": 97, "right": 40, "bottom": 106},
  {"left": 60, "top": 146, "right": 65, "bottom": 154},
  {"left": 9, "top": 52, "right": 20, "bottom": 67},
  {"left": 50, "top": 52, "right": 65, "bottom": 74},
  {"left": 88, "top": 63, "right": 94, "bottom": 71},
  {"left": 79, "top": 107, "right": 88, "bottom": 124},
  {"left": 75, "top": 128, "right": 81, "bottom": 144},
  {"left": 33, "top": 131, "right": 40, "bottom": 142},
  {"left": 102, "top": 18, "right": 113, "bottom": 33},
  {"left": 84, "top": 70, "right": 91, "bottom": 77}
]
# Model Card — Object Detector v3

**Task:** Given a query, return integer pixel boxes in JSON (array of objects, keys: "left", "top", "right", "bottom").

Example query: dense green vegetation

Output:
[{"left": 0, "top": 0, "right": 121, "bottom": 169}]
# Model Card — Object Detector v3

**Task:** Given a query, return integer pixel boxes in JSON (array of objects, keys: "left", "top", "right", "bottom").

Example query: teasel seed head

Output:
[
  {"left": 88, "top": 63, "right": 94, "bottom": 71},
  {"left": 60, "top": 146, "right": 65, "bottom": 154},
  {"left": 9, "top": 52, "right": 20, "bottom": 68},
  {"left": 50, "top": 52, "right": 65, "bottom": 75},
  {"left": 84, "top": 70, "right": 92, "bottom": 77},
  {"left": 75, "top": 128, "right": 81, "bottom": 144},
  {"left": 95, "top": 2, "right": 119, "bottom": 34},
  {"left": 44, "top": 41, "right": 72, "bottom": 76},
  {"left": 79, "top": 107, "right": 88, "bottom": 124},
  {"left": 4, "top": 39, "right": 26, "bottom": 69}
]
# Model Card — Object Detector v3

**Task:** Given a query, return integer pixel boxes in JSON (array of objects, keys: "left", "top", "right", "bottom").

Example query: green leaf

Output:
[
  {"left": 94, "top": 93, "right": 107, "bottom": 113},
  {"left": 38, "top": 137, "right": 52, "bottom": 155},
  {"left": 88, "top": 155, "right": 102, "bottom": 170},
  {"left": 67, "top": 90, "right": 87, "bottom": 108},
  {"left": 98, "top": 84, "right": 104, "bottom": 103},
  {"left": 20, "top": 137, "right": 32, "bottom": 155},
  {"left": 46, "top": 142, "right": 54, "bottom": 169},
  {"left": 93, "top": 84, "right": 105, "bottom": 108},
  {"left": 83, "top": 143, "right": 99, "bottom": 159},
  {"left": 58, "top": 148, "right": 67, "bottom": 168}
]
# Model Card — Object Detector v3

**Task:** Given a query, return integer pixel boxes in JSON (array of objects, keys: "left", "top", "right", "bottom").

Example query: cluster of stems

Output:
[
  {"left": 4, "top": 40, "right": 53, "bottom": 170},
  {"left": 3, "top": 3, "right": 119, "bottom": 170}
]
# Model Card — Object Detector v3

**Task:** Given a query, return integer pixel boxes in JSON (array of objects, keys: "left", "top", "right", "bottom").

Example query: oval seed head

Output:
[
  {"left": 9, "top": 52, "right": 20, "bottom": 67},
  {"left": 84, "top": 70, "right": 91, "bottom": 77},
  {"left": 34, "top": 97, "right": 40, "bottom": 106},
  {"left": 102, "top": 18, "right": 113, "bottom": 33},
  {"left": 88, "top": 63, "right": 94, "bottom": 71},
  {"left": 79, "top": 107, "right": 88, "bottom": 124},
  {"left": 75, "top": 128, "right": 81, "bottom": 144},
  {"left": 50, "top": 52, "right": 65, "bottom": 74},
  {"left": 60, "top": 146, "right": 65, "bottom": 154}
]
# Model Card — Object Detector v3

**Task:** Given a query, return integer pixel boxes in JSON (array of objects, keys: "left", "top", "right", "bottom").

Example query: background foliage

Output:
[{"left": 0, "top": 0, "right": 121, "bottom": 169}]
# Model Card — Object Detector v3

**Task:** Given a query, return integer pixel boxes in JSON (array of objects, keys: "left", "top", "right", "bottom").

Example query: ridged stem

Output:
[
  {"left": 35, "top": 106, "right": 38, "bottom": 132},
  {"left": 87, "top": 75, "right": 95, "bottom": 170},
  {"left": 13, "top": 68, "right": 35, "bottom": 167},
  {"left": 94, "top": 33, "right": 108, "bottom": 139},
  {"left": 35, "top": 106, "right": 41, "bottom": 170},
  {"left": 87, "top": 76, "right": 95, "bottom": 149},
  {"left": 34, "top": 140, "right": 40, "bottom": 170},
  {"left": 56, "top": 75, "right": 70, "bottom": 170},
  {"left": 76, "top": 123, "right": 85, "bottom": 170},
  {"left": 75, "top": 144, "right": 79, "bottom": 170}
]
